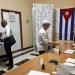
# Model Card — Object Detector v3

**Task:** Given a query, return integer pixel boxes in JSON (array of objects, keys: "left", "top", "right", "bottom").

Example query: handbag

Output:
[{"left": 4, "top": 29, "right": 16, "bottom": 46}]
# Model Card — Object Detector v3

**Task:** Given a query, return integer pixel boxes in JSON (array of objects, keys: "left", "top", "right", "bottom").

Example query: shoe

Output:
[
  {"left": 7, "top": 66, "right": 13, "bottom": 70},
  {"left": 0, "top": 70, "right": 6, "bottom": 74}
]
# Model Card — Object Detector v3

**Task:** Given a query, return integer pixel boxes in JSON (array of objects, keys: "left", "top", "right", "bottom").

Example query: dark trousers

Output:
[
  {"left": 4, "top": 44, "right": 13, "bottom": 67},
  {"left": 74, "top": 37, "right": 75, "bottom": 42},
  {"left": 39, "top": 51, "right": 45, "bottom": 55}
]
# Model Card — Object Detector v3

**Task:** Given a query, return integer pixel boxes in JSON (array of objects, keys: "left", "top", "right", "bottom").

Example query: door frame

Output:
[{"left": 1, "top": 9, "right": 23, "bottom": 49}]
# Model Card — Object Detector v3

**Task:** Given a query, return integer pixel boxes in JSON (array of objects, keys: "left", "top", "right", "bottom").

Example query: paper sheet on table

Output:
[
  {"left": 27, "top": 70, "right": 50, "bottom": 75},
  {"left": 65, "top": 58, "right": 75, "bottom": 63},
  {"left": 56, "top": 63, "right": 75, "bottom": 75},
  {"left": 62, "top": 64, "right": 75, "bottom": 74},
  {"left": 64, "top": 49, "right": 75, "bottom": 54},
  {"left": 56, "top": 64, "right": 71, "bottom": 75},
  {"left": 63, "top": 62, "right": 75, "bottom": 66}
]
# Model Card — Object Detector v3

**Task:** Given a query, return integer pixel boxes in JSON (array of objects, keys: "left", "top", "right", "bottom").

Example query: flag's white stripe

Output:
[
  {"left": 73, "top": 11, "right": 75, "bottom": 40},
  {"left": 67, "top": 16, "right": 71, "bottom": 40},
  {"left": 56, "top": 8, "right": 60, "bottom": 33},
  {"left": 56, "top": 8, "right": 60, "bottom": 40},
  {"left": 62, "top": 16, "right": 65, "bottom": 40}
]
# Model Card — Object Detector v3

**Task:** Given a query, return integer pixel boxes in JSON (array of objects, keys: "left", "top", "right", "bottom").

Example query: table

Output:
[{"left": 4, "top": 41, "right": 75, "bottom": 75}]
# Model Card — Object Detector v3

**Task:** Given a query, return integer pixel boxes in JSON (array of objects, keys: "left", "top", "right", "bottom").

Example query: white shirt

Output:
[
  {"left": 37, "top": 27, "right": 49, "bottom": 51},
  {"left": 1, "top": 25, "right": 11, "bottom": 40}
]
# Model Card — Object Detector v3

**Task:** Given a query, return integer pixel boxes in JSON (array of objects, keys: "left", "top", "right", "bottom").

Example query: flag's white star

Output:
[{"left": 65, "top": 11, "right": 69, "bottom": 16}]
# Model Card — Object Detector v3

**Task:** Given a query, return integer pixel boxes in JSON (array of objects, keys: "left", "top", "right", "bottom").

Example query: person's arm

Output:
[
  {"left": 41, "top": 33, "right": 59, "bottom": 45},
  {"left": 1, "top": 26, "right": 10, "bottom": 40},
  {"left": 49, "top": 41, "right": 59, "bottom": 45}
]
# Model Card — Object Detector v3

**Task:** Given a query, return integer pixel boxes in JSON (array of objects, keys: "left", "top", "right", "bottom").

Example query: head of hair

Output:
[
  {"left": 42, "top": 20, "right": 50, "bottom": 30},
  {"left": 1, "top": 20, "right": 7, "bottom": 28}
]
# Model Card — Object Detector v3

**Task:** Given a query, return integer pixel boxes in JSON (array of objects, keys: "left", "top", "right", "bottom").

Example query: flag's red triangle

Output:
[{"left": 60, "top": 8, "right": 74, "bottom": 22}]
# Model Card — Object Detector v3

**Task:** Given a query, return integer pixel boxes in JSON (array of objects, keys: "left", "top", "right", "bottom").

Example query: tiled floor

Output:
[
  {"left": 13, "top": 50, "right": 39, "bottom": 64},
  {"left": 0, "top": 50, "right": 39, "bottom": 74}
]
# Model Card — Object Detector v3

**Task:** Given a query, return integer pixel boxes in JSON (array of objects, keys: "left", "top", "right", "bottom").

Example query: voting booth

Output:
[{"left": 32, "top": 4, "right": 54, "bottom": 51}]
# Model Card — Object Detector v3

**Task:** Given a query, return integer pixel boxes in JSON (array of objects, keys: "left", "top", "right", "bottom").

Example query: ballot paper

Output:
[
  {"left": 56, "top": 63, "right": 75, "bottom": 75},
  {"left": 63, "top": 62, "right": 75, "bottom": 66},
  {"left": 62, "top": 64, "right": 75, "bottom": 74},
  {"left": 65, "top": 58, "right": 75, "bottom": 63},
  {"left": 27, "top": 70, "right": 50, "bottom": 75},
  {"left": 56, "top": 64, "right": 71, "bottom": 75},
  {"left": 64, "top": 49, "right": 75, "bottom": 54}
]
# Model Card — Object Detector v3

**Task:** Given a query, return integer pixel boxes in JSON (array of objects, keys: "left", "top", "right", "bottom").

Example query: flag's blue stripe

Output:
[
  {"left": 70, "top": 11, "right": 74, "bottom": 40},
  {"left": 64, "top": 21, "right": 68, "bottom": 40},
  {"left": 59, "top": 10, "right": 62, "bottom": 40}
]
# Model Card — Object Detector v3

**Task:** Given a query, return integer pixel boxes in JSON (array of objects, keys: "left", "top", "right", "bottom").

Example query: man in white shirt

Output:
[
  {"left": 37, "top": 20, "right": 59, "bottom": 55},
  {"left": 0, "top": 20, "right": 13, "bottom": 70},
  {"left": 37, "top": 20, "right": 50, "bottom": 54}
]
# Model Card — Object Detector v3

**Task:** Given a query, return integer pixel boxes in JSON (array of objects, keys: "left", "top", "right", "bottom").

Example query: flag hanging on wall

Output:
[{"left": 56, "top": 8, "right": 75, "bottom": 41}]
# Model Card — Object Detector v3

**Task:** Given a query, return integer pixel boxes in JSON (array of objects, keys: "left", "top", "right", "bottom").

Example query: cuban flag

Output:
[{"left": 56, "top": 8, "right": 75, "bottom": 41}]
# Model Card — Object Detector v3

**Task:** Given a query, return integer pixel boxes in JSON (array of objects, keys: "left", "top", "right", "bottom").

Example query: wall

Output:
[
  {"left": 33, "top": 0, "right": 75, "bottom": 8},
  {"left": 0, "top": 0, "right": 34, "bottom": 56},
  {"left": 0, "top": 0, "right": 33, "bottom": 48},
  {"left": 33, "top": 0, "right": 75, "bottom": 41},
  {"left": 0, "top": 0, "right": 75, "bottom": 55}
]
